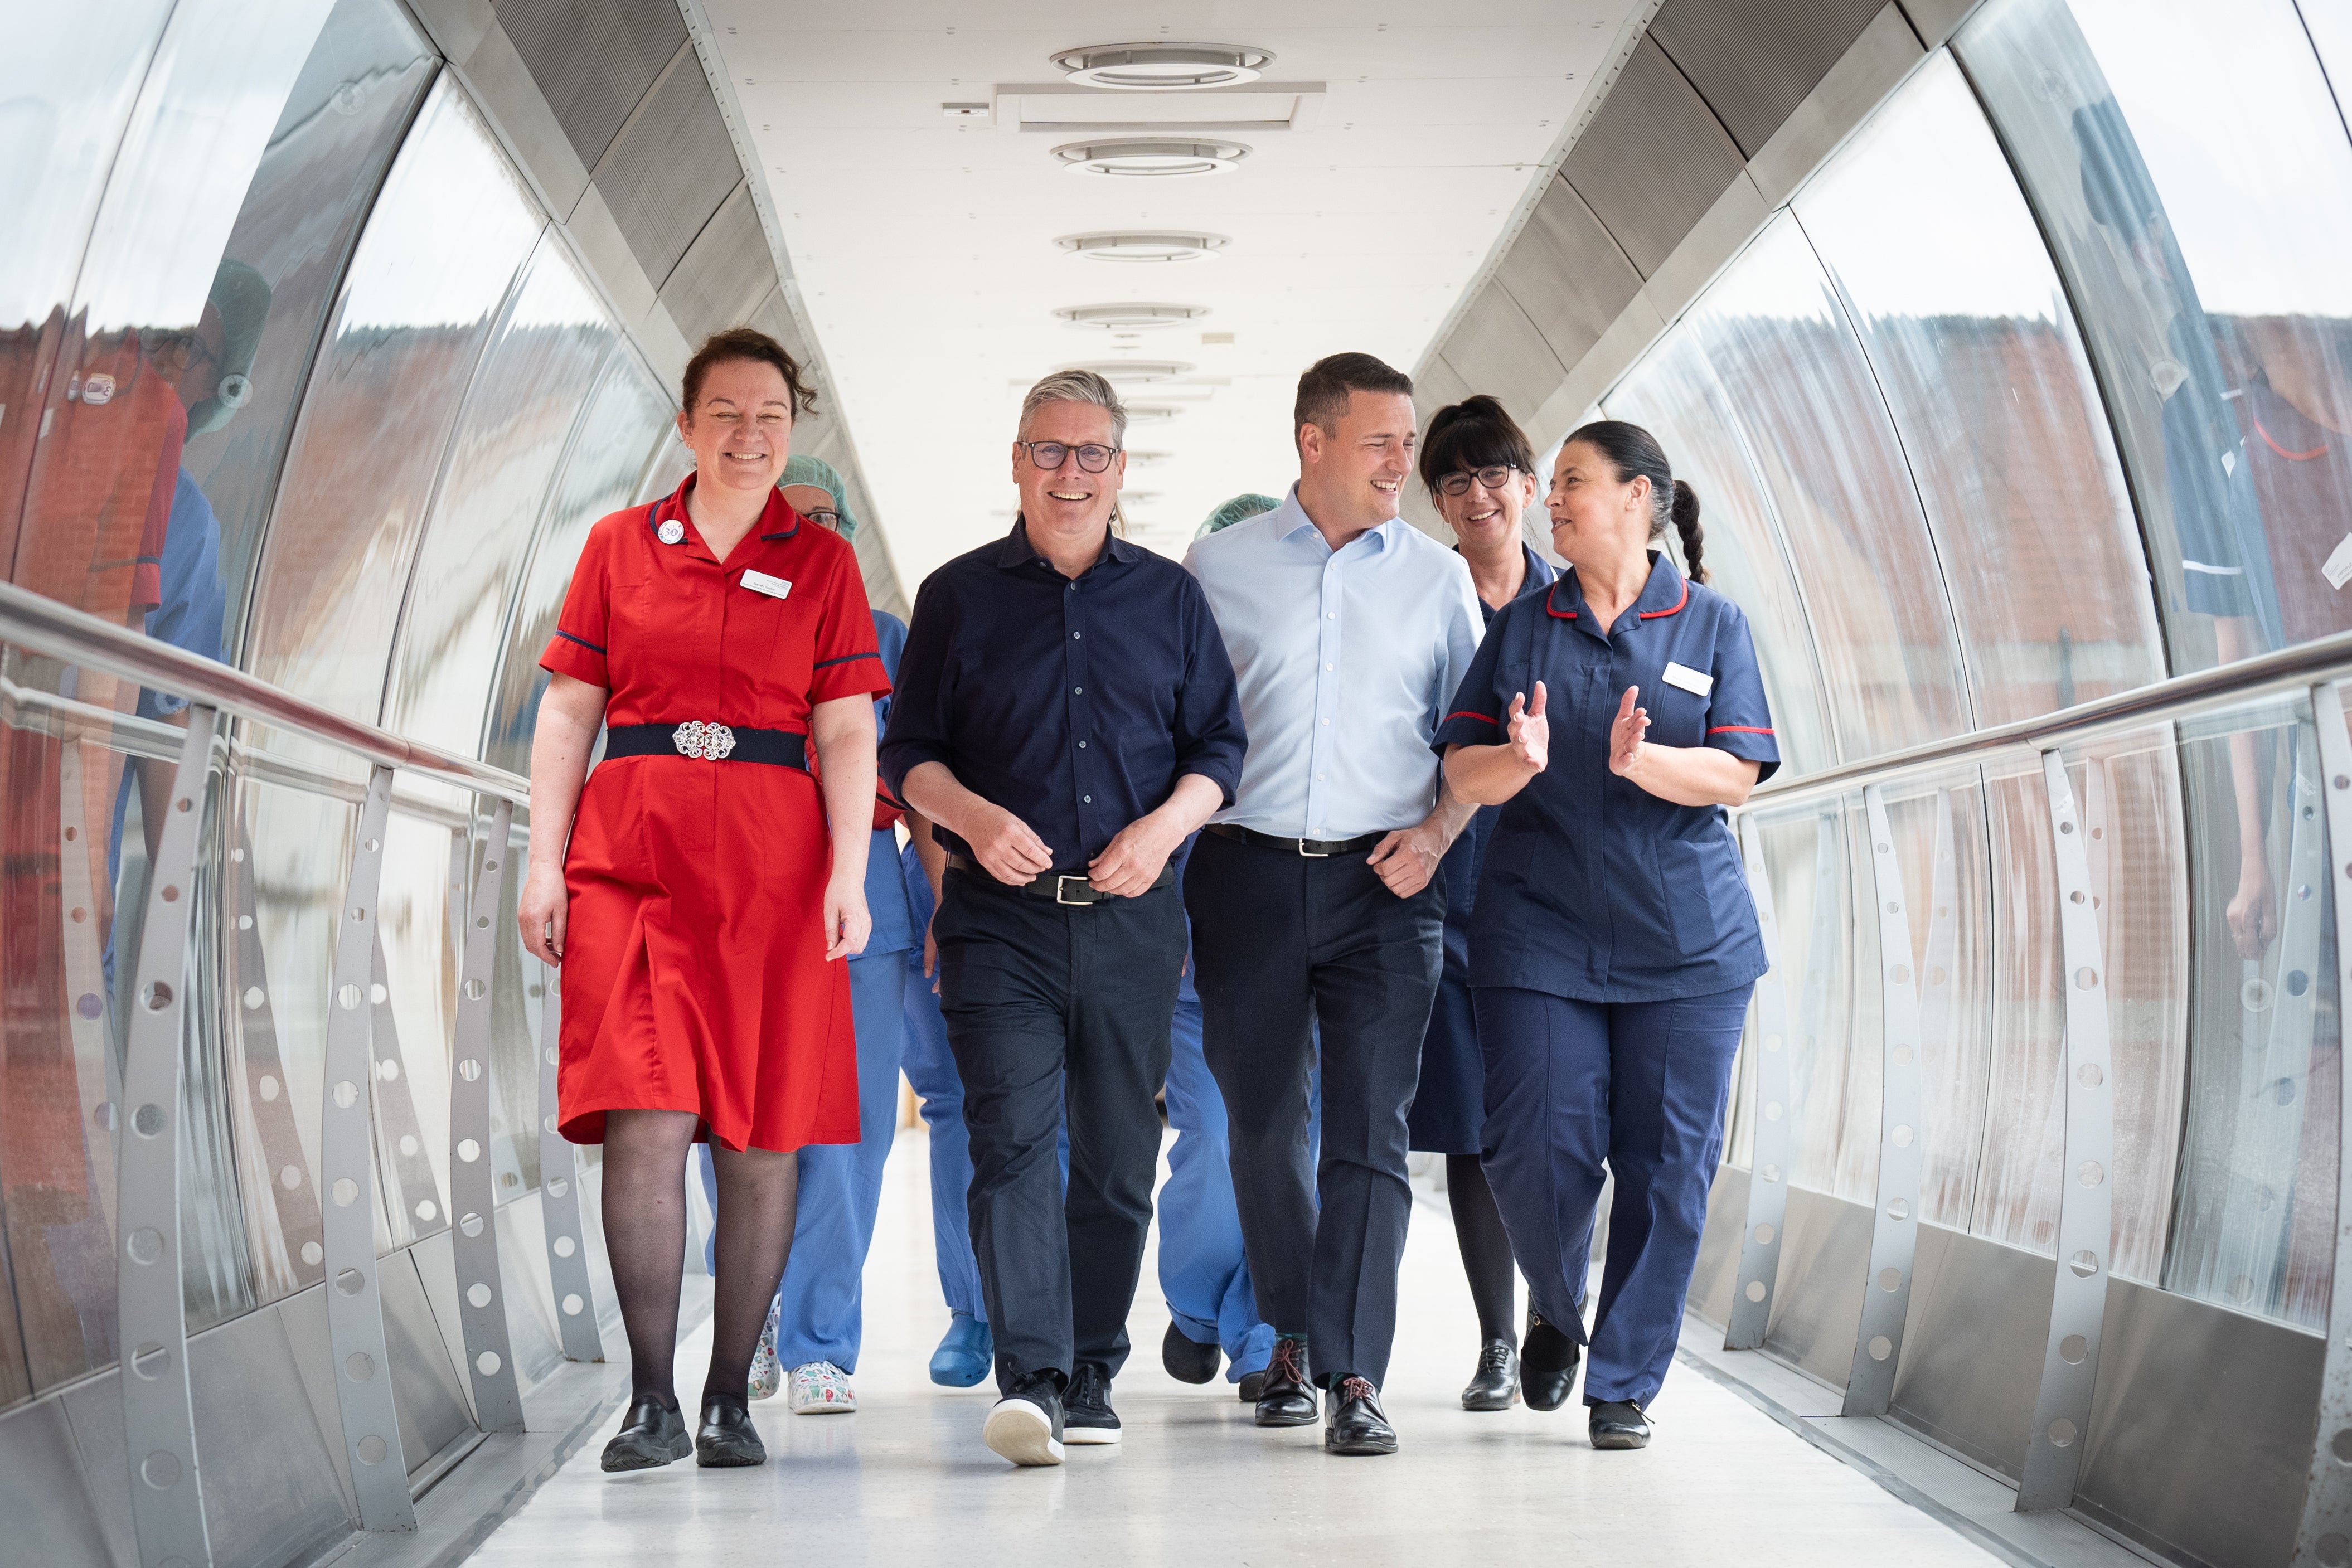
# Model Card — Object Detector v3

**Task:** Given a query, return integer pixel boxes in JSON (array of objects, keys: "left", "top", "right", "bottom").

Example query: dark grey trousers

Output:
[{"left": 1184, "top": 829, "right": 1445, "bottom": 1389}]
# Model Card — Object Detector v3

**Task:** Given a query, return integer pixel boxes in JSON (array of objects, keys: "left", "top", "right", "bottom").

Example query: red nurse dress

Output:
[{"left": 539, "top": 475, "right": 888, "bottom": 1152}]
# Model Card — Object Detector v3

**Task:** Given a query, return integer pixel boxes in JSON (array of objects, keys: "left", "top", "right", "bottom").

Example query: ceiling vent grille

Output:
[{"left": 1049, "top": 42, "right": 1274, "bottom": 91}]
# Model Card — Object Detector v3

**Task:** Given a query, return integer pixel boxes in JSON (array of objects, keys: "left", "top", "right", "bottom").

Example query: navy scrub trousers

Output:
[
  {"left": 1432, "top": 550, "right": 1779, "bottom": 1414},
  {"left": 1473, "top": 984, "right": 1751, "bottom": 1406}
]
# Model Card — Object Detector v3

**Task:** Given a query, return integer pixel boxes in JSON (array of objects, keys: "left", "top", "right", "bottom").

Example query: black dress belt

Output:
[
  {"left": 945, "top": 855, "right": 1174, "bottom": 904},
  {"left": 1204, "top": 822, "right": 1386, "bottom": 857},
  {"left": 604, "top": 723, "right": 807, "bottom": 769}
]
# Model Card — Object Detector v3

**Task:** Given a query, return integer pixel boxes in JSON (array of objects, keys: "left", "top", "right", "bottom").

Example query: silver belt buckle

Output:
[
  {"left": 673, "top": 720, "right": 737, "bottom": 760},
  {"left": 1055, "top": 875, "right": 1093, "bottom": 905},
  {"left": 1297, "top": 837, "right": 1330, "bottom": 857}
]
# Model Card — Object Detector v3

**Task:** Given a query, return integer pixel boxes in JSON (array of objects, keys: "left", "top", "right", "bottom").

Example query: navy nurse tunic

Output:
[
  {"left": 1431, "top": 551, "right": 1778, "bottom": 1002},
  {"left": 1407, "top": 543, "right": 1558, "bottom": 1156}
]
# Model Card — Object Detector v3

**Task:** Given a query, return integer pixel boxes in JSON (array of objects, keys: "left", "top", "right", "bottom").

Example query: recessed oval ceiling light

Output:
[
  {"left": 1050, "top": 42, "right": 1273, "bottom": 91},
  {"left": 1057, "top": 360, "right": 1195, "bottom": 383},
  {"left": 1055, "top": 303, "right": 1210, "bottom": 332},
  {"left": 1052, "top": 138, "right": 1249, "bottom": 177},
  {"left": 1057, "top": 231, "right": 1230, "bottom": 264}
]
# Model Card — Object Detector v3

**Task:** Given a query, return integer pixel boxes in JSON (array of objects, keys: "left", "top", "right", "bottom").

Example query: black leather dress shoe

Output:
[
  {"left": 1238, "top": 1370, "right": 1267, "bottom": 1404},
  {"left": 1521, "top": 1306, "right": 1582, "bottom": 1412},
  {"left": 1323, "top": 1376, "right": 1397, "bottom": 1456},
  {"left": 1253, "top": 1335, "right": 1317, "bottom": 1428},
  {"left": 1162, "top": 1321, "right": 1220, "bottom": 1385},
  {"left": 1589, "top": 1399, "right": 1651, "bottom": 1449},
  {"left": 600, "top": 1395, "right": 691, "bottom": 1472},
  {"left": 695, "top": 1396, "right": 768, "bottom": 1467},
  {"left": 1461, "top": 1338, "right": 1520, "bottom": 1411}
]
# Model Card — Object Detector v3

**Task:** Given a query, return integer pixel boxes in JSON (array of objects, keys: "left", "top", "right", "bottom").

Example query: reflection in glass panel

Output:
[
  {"left": 242, "top": 77, "right": 542, "bottom": 730},
  {"left": 0, "top": 0, "right": 174, "bottom": 567},
  {"left": 1749, "top": 804, "right": 1869, "bottom": 1201},
  {"left": 1670, "top": 218, "right": 1974, "bottom": 756},
  {"left": 380, "top": 236, "right": 613, "bottom": 752},
  {"left": 1606, "top": 332, "right": 1836, "bottom": 775},
  {"left": 2168, "top": 696, "right": 2339, "bottom": 1327},
  {"left": 1795, "top": 55, "right": 2163, "bottom": 725},
  {"left": 1958, "top": 0, "right": 2352, "bottom": 673}
]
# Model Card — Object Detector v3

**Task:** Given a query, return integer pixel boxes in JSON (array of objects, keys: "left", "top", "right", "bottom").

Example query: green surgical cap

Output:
[
  {"left": 1196, "top": 493, "right": 1280, "bottom": 539},
  {"left": 779, "top": 453, "right": 859, "bottom": 538}
]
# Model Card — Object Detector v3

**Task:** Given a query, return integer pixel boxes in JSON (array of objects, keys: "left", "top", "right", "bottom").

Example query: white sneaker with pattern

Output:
[
  {"left": 788, "top": 1360, "right": 855, "bottom": 1414},
  {"left": 748, "top": 1302, "right": 782, "bottom": 1401}
]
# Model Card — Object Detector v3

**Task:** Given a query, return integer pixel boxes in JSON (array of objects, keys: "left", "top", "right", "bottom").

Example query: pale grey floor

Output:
[{"left": 467, "top": 1129, "right": 2000, "bottom": 1568}]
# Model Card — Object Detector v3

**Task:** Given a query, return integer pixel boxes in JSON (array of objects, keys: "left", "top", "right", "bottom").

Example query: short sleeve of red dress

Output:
[{"left": 545, "top": 482, "right": 890, "bottom": 1154}]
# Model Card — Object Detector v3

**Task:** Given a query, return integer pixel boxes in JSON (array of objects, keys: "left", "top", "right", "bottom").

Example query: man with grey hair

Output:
[{"left": 882, "top": 369, "right": 1247, "bottom": 1466}]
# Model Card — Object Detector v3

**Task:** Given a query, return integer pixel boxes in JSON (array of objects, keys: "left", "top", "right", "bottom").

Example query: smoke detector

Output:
[
  {"left": 1053, "top": 138, "right": 1249, "bottom": 177},
  {"left": 1057, "top": 231, "right": 1230, "bottom": 264},
  {"left": 1055, "top": 303, "right": 1210, "bottom": 332},
  {"left": 1050, "top": 42, "right": 1274, "bottom": 90}
]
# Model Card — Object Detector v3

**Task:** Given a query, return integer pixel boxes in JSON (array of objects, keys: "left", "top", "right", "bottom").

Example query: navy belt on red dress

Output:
[{"left": 603, "top": 723, "right": 807, "bottom": 769}]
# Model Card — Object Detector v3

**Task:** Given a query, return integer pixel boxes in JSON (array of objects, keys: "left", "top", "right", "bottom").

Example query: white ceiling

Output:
[{"left": 703, "top": 2, "right": 1644, "bottom": 587}]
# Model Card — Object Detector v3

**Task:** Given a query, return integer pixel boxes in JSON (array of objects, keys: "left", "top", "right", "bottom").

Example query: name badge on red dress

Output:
[{"left": 741, "top": 569, "right": 792, "bottom": 599}]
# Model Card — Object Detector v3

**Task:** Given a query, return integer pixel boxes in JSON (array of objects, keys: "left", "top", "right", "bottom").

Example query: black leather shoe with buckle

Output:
[
  {"left": 1461, "top": 1338, "right": 1520, "bottom": 1411},
  {"left": 1522, "top": 1306, "right": 1582, "bottom": 1412},
  {"left": 600, "top": 1395, "right": 691, "bottom": 1472},
  {"left": 1324, "top": 1376, "right": 1397, "bottom": 1456},
  {"left": 1588, "top": 1399, "right": 1652, "bottom": 1449},
  {"left": 1253, "top": 1335, "right": 1317, "bottom": 1427},
  {"left": 695, "top": 1395, "right": 767, "bottom": 1467}
]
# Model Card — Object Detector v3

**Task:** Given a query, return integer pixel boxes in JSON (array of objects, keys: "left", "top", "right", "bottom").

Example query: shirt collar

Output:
[
  {"left": 991, "top": 516, "right": 1140, "bottom": 572},
  {"left": 1271, "top": 483, "right": 1400, "bottom": 554},
  {"left": 649, "top": 474, "right": 799, "bottom": 560},
  {"left": 1546, "top": 550, "right": 1687, "bottom": 624}
]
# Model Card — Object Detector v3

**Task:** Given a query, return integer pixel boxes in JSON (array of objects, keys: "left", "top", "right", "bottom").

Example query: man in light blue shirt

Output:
[{"left": 1182, "top": 352, "right": 1482, "bottom": 1456}]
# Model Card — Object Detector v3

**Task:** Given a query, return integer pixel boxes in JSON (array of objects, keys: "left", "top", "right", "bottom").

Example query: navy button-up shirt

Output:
[
  {"left": 880, "top": 521, "right": 1248, "bottom": 869},
  {"left": 1433, "top": 552, "right": 1778, "bottom": 1003}
]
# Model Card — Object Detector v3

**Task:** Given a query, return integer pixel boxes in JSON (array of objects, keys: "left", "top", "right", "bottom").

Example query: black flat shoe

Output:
[
  {"left": 695, "top": 1396, "right": 767, "bottom": 1467},
  {"left": 1589, "top": 1399, "right": 1651, "bottom": 1449},
  {"left": 1522, "top": 1306, "right": 1582, "bottom": 1412},
  {"left": 1238, "top": 1370, "right": 1267, "bottom": 1404},
  {"left": 1323, "top": 1376, "right": 1397, "bottom": 1456},
  {"left": 1461, "top": 1338, "right": 1520, "bottom": 1411},
  {"left": 1162, "top": 1321, "right": 1220, "bottom": 1385},
  {"left": 1253, "top": 1335, "right": 1317, "bottom": 1428},
  {"left": 600, "top": 1395, "right": 691, "bottom": 1472}
]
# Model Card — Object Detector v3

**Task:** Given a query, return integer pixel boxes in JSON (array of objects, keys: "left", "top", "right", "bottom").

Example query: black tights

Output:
[
  {"left": 1447, "top": 1154, "right": 1519, "bottom": 1347},
  {"left": 600, "top": 1109, "right": 799, "bottom": 1410}
]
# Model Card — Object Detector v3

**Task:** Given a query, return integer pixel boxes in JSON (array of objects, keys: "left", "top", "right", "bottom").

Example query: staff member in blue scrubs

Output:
[
  {"left": 1410, "top": 397, "right": 1555, "bottom": 1411},
  {"left": 1435, "top": 421, "right": 1776, "bottom": 1452}
]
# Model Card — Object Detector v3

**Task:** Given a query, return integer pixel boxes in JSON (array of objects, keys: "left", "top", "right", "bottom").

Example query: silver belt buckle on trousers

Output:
[
  {"left": 1055, "top": 875, "right": 1093, "bottom": 905},
  {"left": 672, "top": 720, "right": 736, "bottom": 760},
  {"left": 1296, "top": 837, "right": 1330, "bottom": 857}
]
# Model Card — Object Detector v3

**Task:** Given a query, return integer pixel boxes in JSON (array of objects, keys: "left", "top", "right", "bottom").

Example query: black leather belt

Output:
[
  {"left": 945, "top": 855, "right": 1174, "bottom": 904},
  {"left": 1204, "top": 822, "right": 1386, "bottom": 857},
  {"left": 604, "top": 723, "right": 807, "bottom": 769}
]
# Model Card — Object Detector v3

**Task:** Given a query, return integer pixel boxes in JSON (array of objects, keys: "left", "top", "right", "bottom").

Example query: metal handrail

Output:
[
  {"left": 0, "top": 577, "right": 530, "bottom": 806},
  {"left": 1742, "top": 624, "right": 2352, "bottom": 813}
]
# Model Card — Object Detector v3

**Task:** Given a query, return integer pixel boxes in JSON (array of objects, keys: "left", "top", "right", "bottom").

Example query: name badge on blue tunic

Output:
[
  {"left": 741, "top": 569, "right": 792, "bottom": 600},
  {"left": 1663, "top": 661, "right": 1713, "bottom": 697}
]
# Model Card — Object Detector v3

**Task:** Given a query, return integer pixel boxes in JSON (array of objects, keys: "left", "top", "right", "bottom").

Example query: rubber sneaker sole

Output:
[
  {"left": 1062, "top": 1423, "right": 1122, "bottom": 1445},
  {"left": 983, "top": 1399, "right": 1065, "bottom": 1467}
]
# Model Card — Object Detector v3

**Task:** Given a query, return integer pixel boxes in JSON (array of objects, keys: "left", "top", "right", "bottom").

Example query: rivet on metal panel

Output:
[
  {"left": 1845, "top": 784, "right": 1923, "bottom": 1417},
  {"left": 451, "top": 799, "right": 526, "bottom": 1432}
]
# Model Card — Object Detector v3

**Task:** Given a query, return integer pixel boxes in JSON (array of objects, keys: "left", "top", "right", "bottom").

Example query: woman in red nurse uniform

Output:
[{"left": 517, "top": 327, "right": 889, "bottom": 1474}]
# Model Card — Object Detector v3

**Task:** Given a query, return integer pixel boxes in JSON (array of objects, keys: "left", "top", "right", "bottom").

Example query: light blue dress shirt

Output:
[{"left": 1184, "top": 486, "right": 1483, "bottom": 839}]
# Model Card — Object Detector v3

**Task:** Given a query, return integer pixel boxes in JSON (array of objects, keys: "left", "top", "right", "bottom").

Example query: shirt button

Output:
[
  {"left": 1083, "top": 795, "right": 1093, "bottom": 803},
  {"left": 1321, "top": 719, "right": 1330, "bottom": 726},
  {"left": 1326, "top": 613, "right": 1335, "bottom": 620},
  {"left": 1073, "top": 632, "right": 1082, "bottom": 639},
  {"left": 1316, "top": 773, "right": 1325, "bottom": 781},
  {"left": 1325, "top": 663, "right": 1334, "bottom": 671},
  {"left": 1074, "top": 686, "right": 1083, "bottom": 695},
  {"left": 1078, "top": 740, "right": 1087, "bottom": 749}
]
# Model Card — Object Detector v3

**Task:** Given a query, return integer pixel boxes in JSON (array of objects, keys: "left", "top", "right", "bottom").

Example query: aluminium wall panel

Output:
[
  {"left": 1650, "top": 0, "right": 1894, "bottom": 158},
  {"left": 1561, "top": 36, "right": 1747, "bottom": 278},
  {"left": 493, "top": 0, "right": 685, "bottom": 171},
  {"left": 591, "top": 43, "right": 741, "bottom": 290},
  {"left": 660, "top": 182, "right": 772, "bottom": 347},
  {"left": 1441, "top": 279, "right": 1568, "bottom": 426},
  {"left": 1491, "top": 176, "right": 1646, "bottom": 376}
]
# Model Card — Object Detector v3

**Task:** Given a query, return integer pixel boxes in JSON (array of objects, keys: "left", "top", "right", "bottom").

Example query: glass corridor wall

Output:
[
  {"left": 0, "top": 0, "right": 682, "bottom": 1414},
  {"left": 1594, "top": 0, "right": 2351, "bottom": 1366}
]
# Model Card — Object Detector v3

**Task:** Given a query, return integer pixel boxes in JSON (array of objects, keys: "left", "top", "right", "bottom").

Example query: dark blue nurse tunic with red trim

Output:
[
  {"left": 1431, "top": 550, "right": 1777, "bottom": 1412},
  {"left": 540, "top": 475, "right": 889, "bottom": 1154}
]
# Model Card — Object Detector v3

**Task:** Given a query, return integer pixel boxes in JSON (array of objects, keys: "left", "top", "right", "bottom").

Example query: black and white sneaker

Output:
[
  {"left": 1063, "top": 1363, "right": 1122, "bottom": 1445},
  {"left": 983, "top": 1371, "right": 1065, "bottom": 1467}
]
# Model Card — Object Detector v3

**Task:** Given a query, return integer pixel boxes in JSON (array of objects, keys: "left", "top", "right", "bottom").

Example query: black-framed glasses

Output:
[
  {"left": 1434, "top": 463, "right": 1520, "bottom": 497},
  {"left": 1019, "top": 440, "right": 1120, "bottom": 474},
  {"left": 803, "top": 507, "right": 841, "bottom": 530}
]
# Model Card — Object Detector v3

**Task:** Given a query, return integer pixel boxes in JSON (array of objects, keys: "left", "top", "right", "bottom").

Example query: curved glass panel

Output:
[
  {"left": 1959, "top": 0, "right": 2352, "bottom": 672},
  {"left": 241, "top": 77, "right": 542, "bottom": 732},
  {"left": 1747, "top": 802, "right": 1868, "bottom": 1202},
  {"left": 1796, "top": 55, "right": 2164, "bottom": 725},
  {"left": 1673, "top": 217, "right": 1974, "bottom": 756},
  {"left": 1606, "top": 331, "right": 1837, "bottom": 775}
]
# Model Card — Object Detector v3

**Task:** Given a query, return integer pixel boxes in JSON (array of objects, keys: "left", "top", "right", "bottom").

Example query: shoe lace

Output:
[
  {"left": 1069, "top": 1364, "right": 1104, "bottom": 1406},
  {"left": 1337, "top": 1376, "right": 1377, "bottom": 1404},
  {"left": 1268, "top": 1338, "right": 1306, "bottom": 1386},
  {"left": 1479, "top": 1342, "right": 1513, "bottom": 1373}
]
